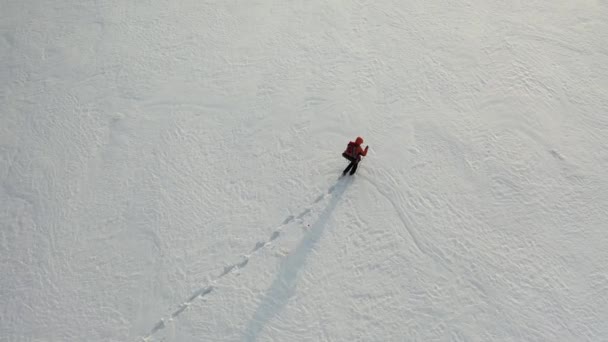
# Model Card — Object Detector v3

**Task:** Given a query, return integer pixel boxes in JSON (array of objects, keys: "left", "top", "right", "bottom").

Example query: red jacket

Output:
[{"left": 344, "top": 141, "right": 368, "bottom": 159}]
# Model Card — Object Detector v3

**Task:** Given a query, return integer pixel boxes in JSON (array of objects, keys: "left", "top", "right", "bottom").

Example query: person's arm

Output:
[{"left": 360, "top": 145, "right": 369, "bottom": 156}]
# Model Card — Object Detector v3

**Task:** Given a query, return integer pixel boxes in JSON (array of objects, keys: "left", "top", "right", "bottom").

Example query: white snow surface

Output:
[{"left": 2, "top": 1, "right": 608, "bottom": 341}]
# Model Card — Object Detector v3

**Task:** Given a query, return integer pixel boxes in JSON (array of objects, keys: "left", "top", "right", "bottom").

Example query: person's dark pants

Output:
[{"left": 342, "top": 153, "right": 359, "bottom": 175}]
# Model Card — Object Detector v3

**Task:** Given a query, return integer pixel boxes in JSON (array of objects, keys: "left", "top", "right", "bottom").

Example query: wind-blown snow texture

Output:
[{"left": 2, "top": 1, "right": 608, "bottom": 341}]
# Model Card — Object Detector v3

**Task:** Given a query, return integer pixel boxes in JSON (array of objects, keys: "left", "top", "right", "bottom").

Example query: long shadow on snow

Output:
[{"left": 242, "top": 176, "right": 352, "bottom": 341}]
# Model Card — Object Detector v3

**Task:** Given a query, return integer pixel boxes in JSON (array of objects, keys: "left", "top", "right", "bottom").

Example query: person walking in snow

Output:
[{"left": 342, "top": 136, "right": 369, "bottom": 176}]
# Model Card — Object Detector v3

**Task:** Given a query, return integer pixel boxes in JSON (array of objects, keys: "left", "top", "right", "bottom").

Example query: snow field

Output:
[{"left": 1, "top": 1, "right": 608, "bottom": 341}]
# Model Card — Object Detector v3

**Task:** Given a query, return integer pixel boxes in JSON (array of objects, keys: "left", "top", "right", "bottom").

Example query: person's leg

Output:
[
  {"left": 343, "top": 161, "right": 354, "bottom": 175},
  {"left": 349, "top": 161, "right": 359, "bottom": 175}
]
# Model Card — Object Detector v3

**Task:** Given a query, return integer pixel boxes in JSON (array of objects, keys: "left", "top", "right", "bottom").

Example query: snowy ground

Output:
[{"left": 2, "top": 1, "right": 608, "bottom": 341}]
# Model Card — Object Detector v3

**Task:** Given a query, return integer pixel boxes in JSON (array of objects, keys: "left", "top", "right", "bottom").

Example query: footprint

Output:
[
  {"left": 297, "top": 208, "right": 311, "bottom": 219},
  {"left": 252, "top": 241, "right": 266, "bottom": 252},
  {"left": 274, "top": 248, "right": 289, "bottom": 257},
  {"left": 550, "top": 149, "right": 565, "bottom": 160},
  {"left": 171, "top": 304, "right": 188, "bottom": 318},
  {"left": 237, "top": 257, "right": 249, "bottom": 268},
  {"left": 282, "top": 215, "right": 295, "bottom": 224},
  {"left": 220, "top": 264, "right": 235, "bottom": 277},
  {"left": 200, "top": 286, "right": 213, "bottom": 297},
  {"left": 150, "top": 320, "right": 165, "bottom": 335},
  {"left": 188, "top": 289, "right": 204, "bottom": 302}
]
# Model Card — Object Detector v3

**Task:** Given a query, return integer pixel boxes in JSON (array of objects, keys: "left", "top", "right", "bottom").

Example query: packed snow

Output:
[{"left": 2, "top": 1, "right": 608, "bottom": 341}]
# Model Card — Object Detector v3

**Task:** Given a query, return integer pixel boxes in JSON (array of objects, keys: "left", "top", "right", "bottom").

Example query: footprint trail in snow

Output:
[{"left": 140, "top": 177, "right": 352, "bottom": 342}]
